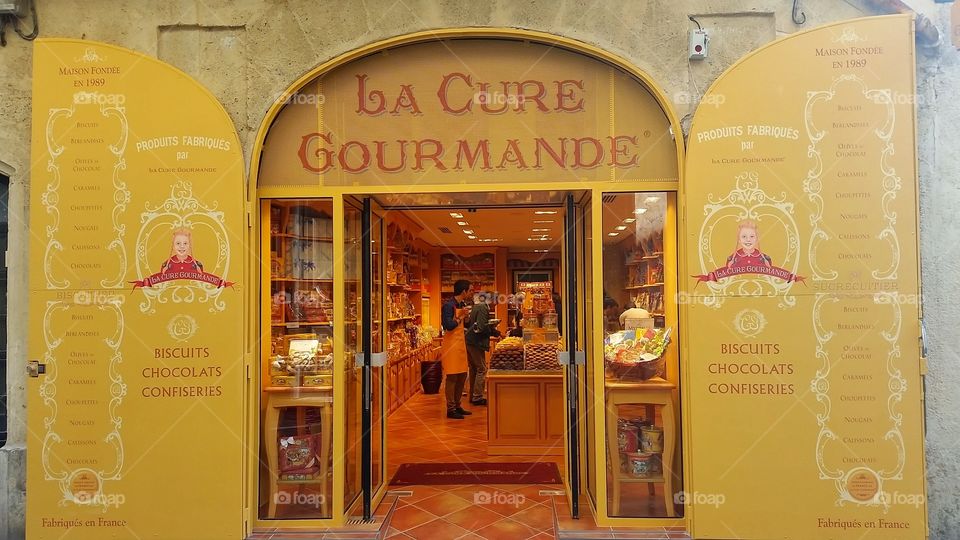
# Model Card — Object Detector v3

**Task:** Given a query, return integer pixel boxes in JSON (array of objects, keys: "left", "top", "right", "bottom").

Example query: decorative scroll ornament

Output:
[
  {"left": 811, "top": 292, "right": 906, "bottom": 510},
  {"left": 40, "top": 300, "right": 126, "bottom": 509},
  {"left": 131, "top": 181, "right": 233, "bottom": 313},
  {"left": 803, "top": 74, "right": 900, "bottom": 282},
  {"left": 693, "top": 171, "right": 803, "bottom": 308}
]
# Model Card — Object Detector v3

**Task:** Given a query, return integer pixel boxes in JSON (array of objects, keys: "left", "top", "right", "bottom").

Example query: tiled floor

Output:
[
  {"left": 378, "top": 391, "right": 689, "bottom": 539},
  {"left": 386, "top": 389, "right": 565, "bottom": 480}
]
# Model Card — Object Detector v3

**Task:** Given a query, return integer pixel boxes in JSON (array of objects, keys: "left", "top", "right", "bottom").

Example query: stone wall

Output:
[{"left": 0, "top": 0, "right": 956, "bottom": 538}]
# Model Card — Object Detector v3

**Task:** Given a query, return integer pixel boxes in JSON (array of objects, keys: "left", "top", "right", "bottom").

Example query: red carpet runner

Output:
[{"left": 389, "top": 462, "right": 562, "bottom": 486}]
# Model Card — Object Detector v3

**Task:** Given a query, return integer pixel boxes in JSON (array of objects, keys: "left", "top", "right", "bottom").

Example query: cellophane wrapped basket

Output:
[{"left": 604, "top": 328, "right": 672, "bottom": 381}]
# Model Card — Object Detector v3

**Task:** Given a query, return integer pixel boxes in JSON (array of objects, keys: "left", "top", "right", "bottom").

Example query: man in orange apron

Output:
[{"left": 441, "top": 279, "right": 473, "bottom": 419}]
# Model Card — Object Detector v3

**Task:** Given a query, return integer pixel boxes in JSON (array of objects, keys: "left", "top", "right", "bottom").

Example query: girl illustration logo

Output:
[
  {"left": 161, "top": 229, "right": 203, "bottom": 274},
  {"left": 131, "top": 228, "right": 232, "bottom": 289},
  {"left": 694, "top": 219, "right": 804, "bottom": 285}
]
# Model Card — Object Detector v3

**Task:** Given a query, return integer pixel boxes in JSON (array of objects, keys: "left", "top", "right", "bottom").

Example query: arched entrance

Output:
[{"left": 247, "top": 29, "right": 687, "bottom": 532}]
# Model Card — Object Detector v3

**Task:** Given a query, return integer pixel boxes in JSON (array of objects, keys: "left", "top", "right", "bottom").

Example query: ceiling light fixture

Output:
[
  {"left": 467, "top": 235, "right": 477, "bottom": 239},
  {"left": 608, "top": 232, "right": 620, "bottom": 237},
  {"left": 623, "top": 218, "right": 636, "bottom": 223},
  {"left": 462, "top": 229, "right": 474, "bottom": 235},
  {"left": 644, "top": 196, "right": 660, "bottom": 204},
  {"left": 532, "top": 228, "right": 551, "bottom": 232},
  {"left": 615, "top": 225, "right": 627, "bottom": 231},
  {"left": 457, "top": 221, "right": 468, "bottom": 226},
  {"left": 534, "top": 210, "right": 558, "bottom": 215},
  {"left": 450, "top": 212, "right": 464, "bottom": 218},
  {"left": 534, "top": 220, "right": 555, "bottom": 224},
  {"left": 633, "top": 208, "right": 648, "bottom": 215}
]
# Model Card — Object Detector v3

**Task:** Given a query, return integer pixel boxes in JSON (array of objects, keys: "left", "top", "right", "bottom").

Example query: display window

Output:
[
  {"left": 599, "top": 192, "right": 681, "bottom": 518},
  {"left": 259, "top": 199, "right": 336, "bottom": 519}
]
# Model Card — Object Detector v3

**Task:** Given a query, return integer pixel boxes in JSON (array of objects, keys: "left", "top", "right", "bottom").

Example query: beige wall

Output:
[{"left": 1, "top": 1, "right": 958, "bottom": 538}]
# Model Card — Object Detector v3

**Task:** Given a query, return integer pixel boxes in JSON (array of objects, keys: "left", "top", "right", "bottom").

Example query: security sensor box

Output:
[
  {"left": 0, "top": 0, "right": 25, "bottom": 16},
  {"left": 689, "top": 29, "right": 708, "bottom": 60}
]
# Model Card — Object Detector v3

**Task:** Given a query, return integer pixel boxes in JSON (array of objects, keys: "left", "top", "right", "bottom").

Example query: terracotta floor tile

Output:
[
  {"left": 455, "top": 533, "right": 486, "bottom": 540},
  {"left": 413, "top": 492, "right": 473, "bottom": 517},
  {"left": 444, "top": 505, "right": 505, "bottom": 531},
  {"left": 388, "top": 505, "right": 438, "bottom": 532},
  {"left": 555, "top": 514, "right": 612, "bottom": 532},
  {"left": 511, "top": 504, "right": 555, "bottom": 531},
  {"left": 404, "top": 518, "right": 470, "bottom": 540},
  {"left": 474, "top": 518, "right": 538, "bottom": 539}
]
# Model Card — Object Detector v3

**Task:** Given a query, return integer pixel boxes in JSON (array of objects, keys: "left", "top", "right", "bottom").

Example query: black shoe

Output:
[
  {"left": 447, "top": 410, "right": 464, "bottom": 419},
  {"left": 456, "top": 407, "right": 472, "bottom": 415},
  {"left": 470, "top": 398, "right": 488, "bottom": 406}
]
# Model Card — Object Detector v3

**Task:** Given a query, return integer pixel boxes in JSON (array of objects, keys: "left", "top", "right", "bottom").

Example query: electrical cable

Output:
[{"left": 0, "top": 0, "right": 38, "bottom": 47}]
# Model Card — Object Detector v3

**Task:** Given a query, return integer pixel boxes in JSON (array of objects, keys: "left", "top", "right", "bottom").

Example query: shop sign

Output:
[
  {"left": 27, "top": 40, "right": 245, "bottom": 539},
  {"left": 684, "top": 16, "right": 925, "bottom": 539},
  {"left": 259, "top": 39, "right": 678, "bottom": 187}
]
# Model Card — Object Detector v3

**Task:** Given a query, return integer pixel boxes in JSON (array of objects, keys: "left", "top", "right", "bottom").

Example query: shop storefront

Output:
[{"left": 25, "top": 15, "right": 927, "bottom": 540}]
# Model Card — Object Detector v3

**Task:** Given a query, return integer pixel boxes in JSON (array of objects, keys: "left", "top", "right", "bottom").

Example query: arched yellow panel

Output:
[
  {"left": 28, "top": 39, "right": 246, "bottom": 539},
  {"left": 252, "top": 30, "right": 683, "bottom": 190},
  {"left": 683, "top": 15, "right": 924, "bottom": 539}
]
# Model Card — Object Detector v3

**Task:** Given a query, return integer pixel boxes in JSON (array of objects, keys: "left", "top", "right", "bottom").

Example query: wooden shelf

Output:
[
  {"left": 272, "top": 321, "right": 333, "bottom": 327},
  {"left": 625, "top": 282, "right": 664, "bottom": 290},
  {"left": 272, "top": 278, "right": 333, "bottom": 283},
  {"left": 272, "top": 233, "right": 333, "bottom": 242}
]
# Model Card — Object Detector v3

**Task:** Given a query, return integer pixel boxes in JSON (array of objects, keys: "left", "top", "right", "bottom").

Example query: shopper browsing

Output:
[
  {"left": 440, "top": 279, "right": 473, "bottom": 419},
  {"left": 464, "top": 291, "right": 501, "bottom": 406}
]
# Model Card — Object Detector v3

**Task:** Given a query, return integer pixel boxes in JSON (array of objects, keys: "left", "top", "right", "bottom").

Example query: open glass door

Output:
[
  {"left": 562, "top": 193, "right": 583, "bottom": 518},
  {"left": 359, "top": 197, "right": 387, "bottom": 520}
]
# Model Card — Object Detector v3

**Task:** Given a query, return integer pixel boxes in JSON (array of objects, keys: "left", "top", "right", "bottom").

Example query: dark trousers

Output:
[
  {"left": 466, "top": 345, "right": 488, "bottom": 401},
  {"left": 445, "top": 372, "right": 467, "bottom": 411}
]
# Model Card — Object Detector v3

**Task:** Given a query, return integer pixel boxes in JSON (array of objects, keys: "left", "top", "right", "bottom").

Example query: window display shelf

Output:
[{"left": 273, "top": 233, "right": 333, "bottom": 242}]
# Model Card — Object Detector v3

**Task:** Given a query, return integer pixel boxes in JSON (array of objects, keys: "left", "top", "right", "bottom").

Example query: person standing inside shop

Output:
[
  {"left": 441, "top": 279, "right": 473, "bottom": 419},
  {"left": 464, "top": 291, "right": 501, "bottom": 406}
]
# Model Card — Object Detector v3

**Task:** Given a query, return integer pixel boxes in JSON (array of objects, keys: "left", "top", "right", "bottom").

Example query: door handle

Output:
[{"left": 27, "top": 360, "right": 46, "bottom": 378}]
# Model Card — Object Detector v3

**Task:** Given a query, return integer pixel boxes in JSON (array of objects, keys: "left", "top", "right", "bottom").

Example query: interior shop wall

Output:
[{"left": 1, "top": 0, "right": 959, "bottom": 537}]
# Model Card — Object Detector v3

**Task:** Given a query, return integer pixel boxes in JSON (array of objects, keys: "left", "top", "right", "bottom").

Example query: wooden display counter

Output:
[{"left": 486, "top": 370, "right": 564, "bottom": 456}]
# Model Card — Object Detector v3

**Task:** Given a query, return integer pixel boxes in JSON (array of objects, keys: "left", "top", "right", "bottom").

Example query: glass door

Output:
[
  {"left": 359, "top": 197, "right": 387, "bottom": 520},
  {"left": 562, "top": 193, "right": 583, "bottom": 518}
]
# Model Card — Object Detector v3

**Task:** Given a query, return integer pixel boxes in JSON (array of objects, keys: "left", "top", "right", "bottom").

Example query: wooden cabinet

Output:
[{"left": 487, "top": 371, "right": 564, "bottom": 456}]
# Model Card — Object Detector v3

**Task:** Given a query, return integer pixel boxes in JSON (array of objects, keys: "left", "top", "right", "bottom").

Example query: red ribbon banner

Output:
[
  {"left": 131, "top": 270, "right": 234, "bottom": 289},
  {"left": 693, "top": 265, "right": 805, "bottom": 284}
]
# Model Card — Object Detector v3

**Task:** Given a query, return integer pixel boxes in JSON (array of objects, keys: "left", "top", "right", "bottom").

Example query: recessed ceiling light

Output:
[
  {"left": 463, "top": 229, "right": 474, "bottom": 235},
  {"left": 534, "top": 249, "right": 549, "bottom": 253},
  {"left": 532, "top": 228, "right": 551, "bottom": 232},
  {"left": 457, "top": 221, "right": 468, "bottom": 226},
  {"left": 633, "top": 208, "right": 648, "bottom": 215},
  {"left": 644, "top": 196, "right": 660, "bottom": 204},
  {"left": 467, "top": 235, "right": 476, "bottom": 239},
  {"left": 534, "top": 220, "right": 555, "bottom": 224},
  {"left": 534, "top": 210, "right": 558, "bottom": 215},
  {"left": 450, "top": 212, "right": 464, "bottom": 218},
  {"left": 615, "top": 225, "right": 627, "bottom": 231},
  {"left": 623, "top": 218, "right": 636, "bottom": 223},
  {"left": 608, "top": 232, "right": 620, "bottom": 236}
]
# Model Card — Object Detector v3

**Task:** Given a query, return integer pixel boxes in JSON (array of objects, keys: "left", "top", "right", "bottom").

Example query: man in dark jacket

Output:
[{"left": 464, "top": 291, "right": 500, "bottom": 406}]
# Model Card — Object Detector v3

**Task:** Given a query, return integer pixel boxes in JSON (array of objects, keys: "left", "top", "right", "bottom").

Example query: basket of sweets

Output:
[{"left": 604, "top": 328, "right": 672, "bottom": 381}]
